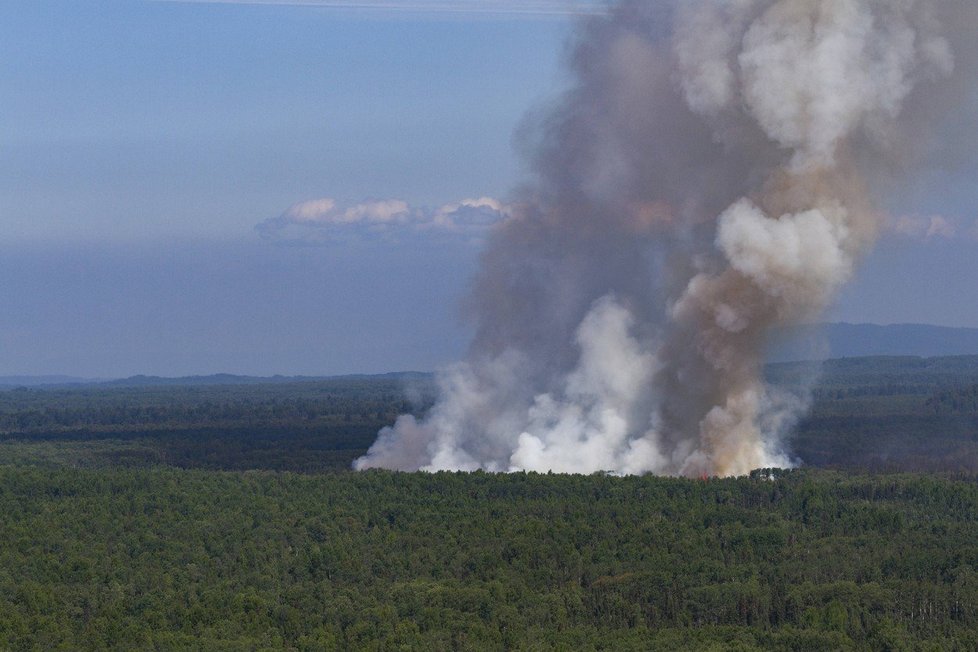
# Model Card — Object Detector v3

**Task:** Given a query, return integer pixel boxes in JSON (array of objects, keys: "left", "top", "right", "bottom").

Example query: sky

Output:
[{"left": 1, "top": 0, "right": 977, "bottom": 378}]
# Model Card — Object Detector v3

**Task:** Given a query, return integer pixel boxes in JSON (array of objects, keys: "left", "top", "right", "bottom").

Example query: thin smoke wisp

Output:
[{"left": 356, "top": 0, "right": 975, "bottom": 477}]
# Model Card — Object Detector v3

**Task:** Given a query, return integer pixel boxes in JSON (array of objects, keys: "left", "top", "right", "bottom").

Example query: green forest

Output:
[
  {"left": 2, "top": 468, "right": 978, "bottom": 650},
  {"left": 0, "top": 357, "right": 976, "bottom": 649}
]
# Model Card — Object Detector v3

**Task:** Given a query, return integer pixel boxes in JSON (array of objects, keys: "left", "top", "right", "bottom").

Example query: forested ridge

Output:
[
  {"left": 0, "top": 377, "right": 426, "bottom": 433},
  {"left": 2, "top": 467, "right": 978, "bottom": 650},
  {"left": 0, "top": 377, "right": 433, "bottom": 473},
  {"left": 770, "top": 356, "right": 978, "bottom": 472},
  {"left": 1, "top": 356, "right": 977, "bottom": 473}
]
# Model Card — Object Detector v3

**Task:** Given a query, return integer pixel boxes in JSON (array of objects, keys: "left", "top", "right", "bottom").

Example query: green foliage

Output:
[
  {"left": 0, "top": 467, "right": 977, "bottom": 649},
  {"left": 0, "top": 377, "right": 435, "bottom": 472},
  {"left": 770, "top": 356, "right": 978, "bottom": 472},
  {"left": 0, "top": 359, "right": 976, "bottom": 647},
  {"left": 2, "top": 356, "right": 978, "bottom": 474}
]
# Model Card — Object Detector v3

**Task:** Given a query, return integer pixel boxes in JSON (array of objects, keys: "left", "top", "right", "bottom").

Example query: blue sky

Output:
[
  {"left": 2, "top": 1, "right": 570, "bottom": 241},
  {"left": 1, "top": 0, "right": 976, "bottom": 377}
]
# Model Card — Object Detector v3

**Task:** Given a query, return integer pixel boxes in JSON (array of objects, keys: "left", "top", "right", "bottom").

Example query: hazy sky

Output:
[{"left": 2, "top": 0, "right": 977, "bottom": 377}]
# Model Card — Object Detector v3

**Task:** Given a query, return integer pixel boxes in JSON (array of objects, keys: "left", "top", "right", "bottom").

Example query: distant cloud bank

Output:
[
  {"left": 263, "top": 202, "right": 978, "bottom": 246},
  {"left": 889, "top": 214, "right": 978, "bottom": 242},
  {"left": 256, "top": 197, "right": 511, "bottom": 244}
]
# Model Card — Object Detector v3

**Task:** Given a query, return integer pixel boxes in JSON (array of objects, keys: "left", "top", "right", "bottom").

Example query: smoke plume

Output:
[{"left": 356, "top": 0, "right": 975, "bottom": 477}]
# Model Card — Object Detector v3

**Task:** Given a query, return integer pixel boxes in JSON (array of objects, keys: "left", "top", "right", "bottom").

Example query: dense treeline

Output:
[
  {"left": 926, "top": 385, "right": 978, "bottom": 415},
  {"left": 0, "top": 377, "right": 436, "bottom": 473},
  {"left": 0, "top": 377, "right": 433, "bottom": 433},
  {"left": 0, "top": 360, "right": 977, "bottom": 648},
  {"left": 4, "top": 356, "right": 977, "bottom": 474},
  {"left": 779, "top": 357, "right": 978, "bottom": 472},
  {"left": 766, "top": 355, "right": 978, "bottom": 391},
  {"left": 0, "top": 467, "right": 977, "bottom": 649}
]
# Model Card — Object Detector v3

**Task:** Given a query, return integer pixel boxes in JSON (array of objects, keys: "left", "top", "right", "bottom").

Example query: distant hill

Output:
[
  {"left": 0, "top": 371, "right": 431, "bottom": 390},
  {"left": 99, "top": 371, "right": 431, "bottom": 388},
  {"left": 766, "top": 353, "right": 978, "bottom": 390},
  {"left": 5, "top": 323, "right": 978, "bottom": 387},
  {"left": 99, "top": 373, "right": 327, "bottom": 387},
  {"left": 0, "top": 375, "right": 102, "bottom": 388},
  {"left": 768, "top": 323, "right": 978, "bottom": 362}
]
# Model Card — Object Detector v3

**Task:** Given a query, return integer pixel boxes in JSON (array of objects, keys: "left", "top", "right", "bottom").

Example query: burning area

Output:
[{"left": 356, "top": 0, "right": 977, "bottom": 477}]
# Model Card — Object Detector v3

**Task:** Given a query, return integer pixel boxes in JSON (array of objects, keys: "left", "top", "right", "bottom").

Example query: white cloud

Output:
[
  {"left": 429, "top": 197, "right": 512, "bottom": 230},
  {"left": 257, "top": 196, "right": 510, "bottom": 244},
  {"left": 283, "top": 198, "right": 337, "bottom": 223},
  {"left": 890, "top": 214, "right": 958, "bottom": 240},
  {"left": 340, "top": 199, "right": 411, "bottom": 224}
]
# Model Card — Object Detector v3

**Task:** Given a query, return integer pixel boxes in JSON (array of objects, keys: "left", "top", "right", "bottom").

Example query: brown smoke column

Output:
[{"left": 356, "top": 0, "right": 978, "bottom": 477}]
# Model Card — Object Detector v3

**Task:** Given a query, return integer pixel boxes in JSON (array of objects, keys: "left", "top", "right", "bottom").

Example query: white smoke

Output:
[
  {"left": 508, "top": 297, "right": 662, "bottom": 474},
  {"left": 355, "top": 0, "right": 973, "bottom": 477}
]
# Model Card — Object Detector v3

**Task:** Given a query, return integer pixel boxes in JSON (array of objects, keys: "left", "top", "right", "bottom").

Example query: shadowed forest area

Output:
[
  {"left": 0, "top": 356, "right": 975, "bottom": 474},
  {"left": 0, "top": 357, "right": 977, "bottom": 648},
  {"left": 768, "top": 356, "right": 978, "bottom": 472}
]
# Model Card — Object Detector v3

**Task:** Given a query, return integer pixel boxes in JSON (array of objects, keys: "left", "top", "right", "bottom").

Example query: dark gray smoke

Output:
[{"left": 356, "top": 0, "right": 977, "bottom": 476}]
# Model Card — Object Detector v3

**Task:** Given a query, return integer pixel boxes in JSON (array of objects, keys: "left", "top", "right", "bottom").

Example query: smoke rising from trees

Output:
[{"left": 356, "top": 0, "right": 976, "bottom": 476}]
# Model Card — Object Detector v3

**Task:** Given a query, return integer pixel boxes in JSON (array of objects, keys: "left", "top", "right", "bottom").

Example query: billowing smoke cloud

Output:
[
  {"left": 356, "top": 0, "right": 976, "bottom": 477},
  {"left": 257, "top": 197, "right": 510, "bottom": 243}
]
